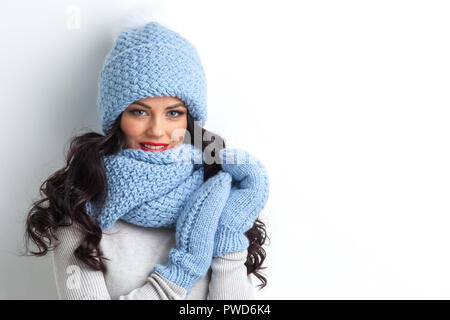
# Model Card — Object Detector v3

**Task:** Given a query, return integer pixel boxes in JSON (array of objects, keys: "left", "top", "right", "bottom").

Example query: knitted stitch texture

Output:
[
  {"left": 153, "top": 170, "right": 232, "bottom": 294},
  {"left": 97, "top": 21, "right": 207, "bottom": 134},
  {"left": 85, "top": 143, "right": 205, "bottom": 231},
  {"left": 85, "top": 145, "right": 270, "bottom": 253},
  {"left": 212, "top": 148, "right": 270, "bottom": 257}
]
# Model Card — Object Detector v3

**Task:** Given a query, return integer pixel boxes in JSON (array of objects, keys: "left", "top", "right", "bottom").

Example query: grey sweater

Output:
[{"left": 51, "top": 219, "right": 256, "bottom": 300}]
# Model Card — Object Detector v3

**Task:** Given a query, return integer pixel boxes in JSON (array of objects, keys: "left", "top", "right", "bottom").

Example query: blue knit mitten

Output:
[
  {"left": 153, "top": 170, "right": 232, "bottom": 294},
  {"left": 212, "top": 148, "right": 270, "bottom": 258}
]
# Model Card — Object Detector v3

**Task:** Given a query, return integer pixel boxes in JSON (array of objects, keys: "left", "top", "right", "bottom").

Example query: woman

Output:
[{"left": 24, "top": 21, "right": 269, "bottom": 300}]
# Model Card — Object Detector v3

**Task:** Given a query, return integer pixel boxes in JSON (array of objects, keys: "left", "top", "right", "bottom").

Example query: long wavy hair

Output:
[{"left": 24, "top": 110, "right": 269, "bottom": 289}]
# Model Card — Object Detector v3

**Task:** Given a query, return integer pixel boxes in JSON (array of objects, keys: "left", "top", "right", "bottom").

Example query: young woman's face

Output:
[{"left": 120, "top": 96, "right": 188, "bottom": 152}]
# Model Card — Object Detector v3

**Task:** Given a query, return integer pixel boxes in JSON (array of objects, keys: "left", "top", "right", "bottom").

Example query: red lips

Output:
[{"left": 140, "top": 142, "right": 169, "bottom": 152}]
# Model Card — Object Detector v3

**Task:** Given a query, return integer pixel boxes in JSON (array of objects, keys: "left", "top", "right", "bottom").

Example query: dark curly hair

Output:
[{"left": 23, "top": 110, "right": 269, "bottom": 290}]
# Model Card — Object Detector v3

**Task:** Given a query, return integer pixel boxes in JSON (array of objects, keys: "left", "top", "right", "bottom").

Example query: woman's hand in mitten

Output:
[
  {"left": 152, "top": 170, "right": 232, "bottom": 295},
  {"left": 212, "top": 148, "right": 270, "bottom": 258}
]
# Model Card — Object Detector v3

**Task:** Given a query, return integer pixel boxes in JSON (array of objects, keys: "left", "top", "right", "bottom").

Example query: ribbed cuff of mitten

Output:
[
  {"left": 213, "top": 228, "right": 250, "bottom": 258},
  {"left": 152, "top": 247, "right": 212, "bottom": 295}
]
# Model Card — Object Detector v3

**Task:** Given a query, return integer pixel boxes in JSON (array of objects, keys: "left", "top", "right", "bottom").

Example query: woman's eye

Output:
[
  {"left": 130, "top": 109, "right": 147, "bottom": 116},
  {"left": 168, "top": 110, "right": 185, "bottom": 118}
]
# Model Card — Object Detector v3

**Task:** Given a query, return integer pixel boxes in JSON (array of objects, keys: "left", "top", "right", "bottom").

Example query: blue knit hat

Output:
[{"left": 97, "top": 21, "right": 207, "bottom": 134}]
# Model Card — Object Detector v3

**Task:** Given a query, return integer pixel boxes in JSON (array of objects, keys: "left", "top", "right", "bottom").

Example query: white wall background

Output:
[{"left": 1, "top": 0, "right": 450, "bottom": 299}]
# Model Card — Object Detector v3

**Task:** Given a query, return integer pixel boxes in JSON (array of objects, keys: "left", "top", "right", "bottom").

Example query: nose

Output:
[{"left": 146, "top": 116, "right": 165, "bottom": 138}]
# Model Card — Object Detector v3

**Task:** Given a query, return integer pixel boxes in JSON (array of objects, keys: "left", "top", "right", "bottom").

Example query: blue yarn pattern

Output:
[
  {"left": 212, "top": 148, "right": 270, "bottom": 257},
  {"left": 85, "top": 143, "right": 205, "bottom": 231},
  {"left": 97, "top": 21, "right": 207, "bottom": 135},
  {"left": 153, "top": 170, "right": 232, "bottom": 294}
]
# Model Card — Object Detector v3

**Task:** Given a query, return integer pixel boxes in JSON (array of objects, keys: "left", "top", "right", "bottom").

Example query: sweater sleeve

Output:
[
  {"left": 51, "top": 222, "right": 186, "bottom": 300},
  {"left": 207, "top": 249, "right": 257, "bottom": 300},
  {"left": 51, "top": 222, "right": 111, "bottom": 300}
]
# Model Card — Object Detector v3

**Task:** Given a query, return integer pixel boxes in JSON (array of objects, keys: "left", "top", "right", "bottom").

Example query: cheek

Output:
[
  {"left": 168, "top": 119, "right": 187, "bottom": 142},
  {"left": 121, "top": 117, "right": 145, "bottom": 137}
]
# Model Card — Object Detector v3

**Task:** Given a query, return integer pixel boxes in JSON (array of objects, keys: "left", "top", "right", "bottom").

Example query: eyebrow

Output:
[{"left": 132, "top": 101, "right": 186, "bottom": 110}]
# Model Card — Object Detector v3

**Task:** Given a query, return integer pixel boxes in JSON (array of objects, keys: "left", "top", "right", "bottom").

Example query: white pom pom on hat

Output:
[{"left": 111, "top": 2, "right": 174, "bottom": 41}]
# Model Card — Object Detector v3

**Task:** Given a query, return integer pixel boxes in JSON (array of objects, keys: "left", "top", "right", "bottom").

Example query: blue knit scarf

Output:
[{"left": 85, "top": 143, "right": 205, "bottom": 231}]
